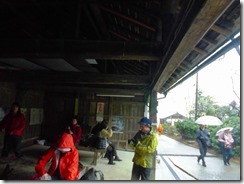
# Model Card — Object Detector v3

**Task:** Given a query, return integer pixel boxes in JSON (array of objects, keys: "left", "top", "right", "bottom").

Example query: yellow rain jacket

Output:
[{"left": 131, "top": 129, "right": 158, "bottom": 168}]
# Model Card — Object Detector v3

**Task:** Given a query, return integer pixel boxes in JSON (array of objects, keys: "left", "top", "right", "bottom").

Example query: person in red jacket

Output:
[
  {"left": 35, "top": 132, "right": 80, "bottom": 180},
  {"left": 0, "top": 102, "right": 26, "bottom": 158},
  {"left": 66, "top": 116, "right": 82, "bottom": 147}
]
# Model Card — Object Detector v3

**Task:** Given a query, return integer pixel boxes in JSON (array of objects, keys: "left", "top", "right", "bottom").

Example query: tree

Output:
[
  {"left": 190, "top": 90, "right": 240, "bottom": 120},
  {"left": 189, "top": 90, "right": 217, "bottom": 118}
]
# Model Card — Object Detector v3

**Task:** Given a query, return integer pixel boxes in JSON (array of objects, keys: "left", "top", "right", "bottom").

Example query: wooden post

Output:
[{"left": 149, "top": 90, "right": 158, "bottom": 180}]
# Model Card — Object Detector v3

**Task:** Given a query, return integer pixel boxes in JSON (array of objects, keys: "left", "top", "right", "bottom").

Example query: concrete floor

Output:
[
  {"left": 0, "top": 135, "right": 240, "bottom": 181},
  {"left": 0, "top": 144, "right": 135, "bottom": 180}
]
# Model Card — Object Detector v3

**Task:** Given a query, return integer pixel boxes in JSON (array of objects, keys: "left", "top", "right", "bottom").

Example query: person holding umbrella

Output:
[
  {"left": 195, "top": 124, "right": 210, "bottom": 167},
  {"left": 217, "top": 127, "right": 234, "bottom": 165},
  {"left": 195, "top": 115, "right": 223, "bottom": 167}
]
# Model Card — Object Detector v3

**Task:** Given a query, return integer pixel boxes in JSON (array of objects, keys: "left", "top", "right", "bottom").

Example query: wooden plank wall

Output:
[{"left": 109, "top": 100, "right": 145, "bottom": 150}]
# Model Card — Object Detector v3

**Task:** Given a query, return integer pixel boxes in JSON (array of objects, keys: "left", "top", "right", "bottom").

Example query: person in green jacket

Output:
[{"left": 128, "top": 117, "right": 158, "bottom": 180}]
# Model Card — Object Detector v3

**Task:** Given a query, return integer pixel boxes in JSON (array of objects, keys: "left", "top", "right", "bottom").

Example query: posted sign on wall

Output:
[{"left": 96, "top": 102, "right": 104, "bottom": 122}]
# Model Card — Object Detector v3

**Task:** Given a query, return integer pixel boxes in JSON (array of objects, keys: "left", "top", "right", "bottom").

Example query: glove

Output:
[
  {"left": 128, "top": 138, "right": 138, "bottom": 145},
  {"left": 39, "top": 173, "right": 51, "bottom": 180},
  {"left": 128, "top": 139, "right": 131, "bottom": 144}
]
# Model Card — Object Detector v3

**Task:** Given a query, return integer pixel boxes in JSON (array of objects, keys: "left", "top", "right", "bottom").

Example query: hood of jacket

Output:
[{"left": 57, "top": 132, "right": 75, "bottom": 149}]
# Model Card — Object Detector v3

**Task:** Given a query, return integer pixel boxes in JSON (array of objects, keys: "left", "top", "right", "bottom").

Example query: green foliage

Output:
[
  {"left": 207, "top": 116, "right": 240, "bottom": 156},
  {"left": 163, "top": 123, "right": 177, "bottom": 135},
  {"left": 175, "top": 119, "right": 198, "bottom": 139},
  {"left": 186, "top": 90, "right": 240, "bottom": 157},
  {"left": 189, "top": 90, "right": 240, "bottom": 120},
  {"left": 173, "top": 116, "right": 240, "bottom": 157},
  {"left": 189, "top": 90, "right": 217, "bottom": 117},
  {"left": 181, "top": 89, "right": 241, "bottom": 157}
]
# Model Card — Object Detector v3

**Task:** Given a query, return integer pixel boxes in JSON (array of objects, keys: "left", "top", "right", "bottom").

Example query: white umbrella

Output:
[
  {"left": 195, "top": 115, "right": 223, "bottom": 126},
  {"left": 216, "top": 127, "right": 233, "bottom": 136}
]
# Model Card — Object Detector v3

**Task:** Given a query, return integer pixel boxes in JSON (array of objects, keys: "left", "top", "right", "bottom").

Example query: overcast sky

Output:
[{"left": 157, "top": 47, "right": 240, "bottom": 119}]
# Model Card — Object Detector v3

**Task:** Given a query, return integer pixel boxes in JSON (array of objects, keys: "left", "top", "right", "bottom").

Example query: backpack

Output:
[
  {"left": 78, "top": 162, "right": 104, "bottom": 180},
  {"left": 79, "top": 168, "right": 104, "bottom": 180}
]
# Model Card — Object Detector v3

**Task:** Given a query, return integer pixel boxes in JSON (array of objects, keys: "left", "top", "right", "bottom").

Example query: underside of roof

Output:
[{"left": 0, "top": 0, "right": 240, "bottom": 96}]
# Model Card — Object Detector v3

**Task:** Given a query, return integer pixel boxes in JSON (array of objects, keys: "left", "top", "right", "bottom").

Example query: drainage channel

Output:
[{"left": 159, "top": 155, "right": 199, "bottom": 180}]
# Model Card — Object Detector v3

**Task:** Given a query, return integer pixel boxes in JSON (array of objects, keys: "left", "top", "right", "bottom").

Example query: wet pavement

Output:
[
  {"left": 156, "top": 135, "right": 240, "bottom": 180},
  {"left": 0, "top": 134, "right": 241, "bottom": 181}
]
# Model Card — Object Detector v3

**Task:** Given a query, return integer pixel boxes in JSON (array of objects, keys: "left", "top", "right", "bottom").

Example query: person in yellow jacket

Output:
[{"left": 128, "top": 117, "right": 158, "bottom": 180}]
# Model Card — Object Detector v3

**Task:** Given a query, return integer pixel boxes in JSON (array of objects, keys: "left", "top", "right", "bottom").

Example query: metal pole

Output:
[{"left": 195, "top": 73, "right": 198, "bottom": 121}]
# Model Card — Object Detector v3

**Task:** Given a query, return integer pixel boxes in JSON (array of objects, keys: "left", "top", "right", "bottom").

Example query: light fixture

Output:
[
  {"left": 85, "top": 59, "right": 97, "bottom": 64},
  {"left": 96, "top": 94, "right": 135, "bottom": 98}
]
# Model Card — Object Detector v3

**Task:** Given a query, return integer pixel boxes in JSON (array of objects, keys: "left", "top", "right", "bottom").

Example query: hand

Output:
[
  {"left": 128, "top": 139, "right": 131, "bottom": 144},
  {"left": 39, "top": 173, "right": 51, "bottom": 180},
  {"left": 128, "top": 138, "right": 138, "bottom": 145}
]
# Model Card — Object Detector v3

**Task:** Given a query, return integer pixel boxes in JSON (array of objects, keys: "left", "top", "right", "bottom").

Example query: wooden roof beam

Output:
[
  {"left": 0, "top": 71, "right": 150, "bottom": 86},
  {"left": 202, "top": 37, "right": 218, "bottom": 45},
  {"left": 100, "top": 6, "right": 155, "bottom": 32},
  {"left": 193, "top": 47, "right": 208, "bottom": 55},
  {"left": 0, "top": 39, "right": 163, "bottom": 61},
  {"left": 211, "top": 24, "right": 232, "bottom": 37},
  {"left": 152, "top": 0, "right": 235, "bottom": 93}
]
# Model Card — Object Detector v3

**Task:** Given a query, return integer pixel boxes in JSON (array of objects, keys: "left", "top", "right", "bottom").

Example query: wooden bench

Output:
[{"left": 77, "top": 146, "right": 106, "bottom": 166}]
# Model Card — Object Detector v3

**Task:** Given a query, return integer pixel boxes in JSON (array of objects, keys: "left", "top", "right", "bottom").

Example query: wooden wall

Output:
[
  {"left": 109, "top": 100, "right": 145, "bottom": 149},
  {"left": 41, "top": 93, "right": 145, "bottom": 150},
  {"left": 0, "top": 83, "right": 146, "bottom": 150},
  {"left": 0, "top": 82, "right": 44, "bottom": 148}
]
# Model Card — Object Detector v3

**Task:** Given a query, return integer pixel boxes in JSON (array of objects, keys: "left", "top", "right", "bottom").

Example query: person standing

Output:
[
  {"left": 157, "top": 123, "right": 163, "bottom": 135},
  {"left": 129, "top": 117, "right": 158, "bottom": 180},
  {"left": 217, "top": 128, "right": 234, "bottom": 165},
  {"left": 195, "top": 124, "right": 210, "bottom": 167},
  {"left": 0, "top": 102, "right": 26, "bottom": 159},
  {"left": 66, "top": 116, "right": 82, "bottom": 147}
]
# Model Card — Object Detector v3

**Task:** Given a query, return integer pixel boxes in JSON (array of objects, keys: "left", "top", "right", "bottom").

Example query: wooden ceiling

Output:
[{"left": 0, "top": 0, "right": 240, "bottom": 96}]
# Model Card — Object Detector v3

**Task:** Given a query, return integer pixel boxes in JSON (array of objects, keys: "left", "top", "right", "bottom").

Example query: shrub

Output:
[
  {"left": 173, "top": 116, "right": 240, "bottom": 157},
  {"left": 175, "top": 119, "right": 198, "bottom": 139}
]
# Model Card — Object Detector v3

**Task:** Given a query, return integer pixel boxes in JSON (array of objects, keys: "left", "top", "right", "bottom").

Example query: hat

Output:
[{"left": 138, "top": 117, "right": 151, "bottom": 127}]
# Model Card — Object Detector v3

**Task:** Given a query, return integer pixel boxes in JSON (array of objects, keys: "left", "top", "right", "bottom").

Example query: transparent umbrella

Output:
[
  {"left": 195, "top": 115, "right": 223, "bottom": 126},
  {"left": 216, "top": 127, "right": 233, "bottom": 136}
]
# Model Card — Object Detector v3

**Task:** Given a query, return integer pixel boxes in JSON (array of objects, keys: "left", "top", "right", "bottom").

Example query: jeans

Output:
[
  {"left": 197, "top": 140, "right": 207, "bottom": 163},
  {"left": 222, "top": 147, "right": 234, "bottom": 164},
  {"left": 131, "top": 163, "right": 151, "bottom": 180}
]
